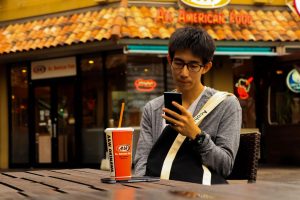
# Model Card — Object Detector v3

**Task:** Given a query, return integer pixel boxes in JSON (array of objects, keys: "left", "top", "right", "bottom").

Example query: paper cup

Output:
[{"left": 105, "top": 127, "right": 134, "bottom": 179}]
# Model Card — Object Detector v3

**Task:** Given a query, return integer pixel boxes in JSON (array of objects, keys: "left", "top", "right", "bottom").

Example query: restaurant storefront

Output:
[
  {"left": 0, "top": 0, "right": 300, "bottom": 168},
  {"left": 7, "top": 52, "right": 172, "bottom": 168},
  {"left": 252, "top": 53, "right": 300, "bottom": 164}
]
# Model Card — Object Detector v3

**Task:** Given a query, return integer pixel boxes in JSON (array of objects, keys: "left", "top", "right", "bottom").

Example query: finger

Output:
[
  {"left": 162, "top": 114, "right": 184, "bottom": 128},
  {"left": 162, "top": 108, "right": 182, "bottom": 120},
  {"left": 161, "top": 114, "right": 180, "bottom": 126},
  {"left": 170, "top": 124, "right": 180, "bottom": 132},
  {"left": 172, "top": 101, "right": 190, "bottom": 115}
]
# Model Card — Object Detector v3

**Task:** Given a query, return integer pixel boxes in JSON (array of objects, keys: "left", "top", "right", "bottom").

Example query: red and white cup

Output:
[{"left": 105, "top": 127, "right": 134, "bottom": 180}]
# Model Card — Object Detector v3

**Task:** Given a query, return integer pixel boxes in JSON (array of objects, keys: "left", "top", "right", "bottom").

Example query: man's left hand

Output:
[{"left": 162, "top": 101, "right": 200, "bottom": 140}]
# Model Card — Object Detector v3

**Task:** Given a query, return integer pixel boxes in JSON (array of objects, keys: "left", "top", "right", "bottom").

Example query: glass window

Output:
[
  {"left": 80, "top": 55, "right": 104, "bottom": 163},
  {"left": 106, "top": 54, "right": 165, "bottom": 160},
  {"left": 269, "top": 66, "right": 300, "bottom": 125},
  {"left": 10, "top": 65, "right": 29, "bottom": 164},
  {"left": 106, "top": 54, "right": 164, "bottom": 127},
  {"left": 232, "top": 58, "right": 257, "bottom": 128}
]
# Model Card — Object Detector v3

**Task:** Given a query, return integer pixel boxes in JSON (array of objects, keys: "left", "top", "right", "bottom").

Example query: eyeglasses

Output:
[{"left": 171, "top": 60, "right": 205, "bottom": 72}]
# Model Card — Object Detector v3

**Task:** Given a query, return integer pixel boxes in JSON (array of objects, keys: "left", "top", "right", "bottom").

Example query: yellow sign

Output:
[{"left": 181, "top": 0, "right": 231, "bottom": 9}]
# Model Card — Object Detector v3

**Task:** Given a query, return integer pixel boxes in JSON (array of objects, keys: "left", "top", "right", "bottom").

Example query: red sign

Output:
[
  {"left": 235, "top": 77, "right": 253, "bottom": 100},
  {"left": 295, "top": 0, "right": 300, "bottom": 16},
  {"left": 156, "top": 8, "right": 252, "bottom": 25},
  {"left": 134, "top": 79, "right": 157, "bottom": 92}
]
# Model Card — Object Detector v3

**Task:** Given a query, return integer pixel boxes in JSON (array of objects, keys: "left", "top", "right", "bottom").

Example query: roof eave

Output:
[{"left": 0, "top": 40, "right": 122, "bottom": 64}]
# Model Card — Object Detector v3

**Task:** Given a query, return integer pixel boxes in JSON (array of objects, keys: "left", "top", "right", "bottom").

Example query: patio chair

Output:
[{"left": 227, "top": 129, "right": 261, "bottom": 183}]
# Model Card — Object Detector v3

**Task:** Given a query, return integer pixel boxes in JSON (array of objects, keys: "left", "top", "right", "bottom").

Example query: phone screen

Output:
[{"left": 164, "top": 92, "right": 182, "bottom": 124}]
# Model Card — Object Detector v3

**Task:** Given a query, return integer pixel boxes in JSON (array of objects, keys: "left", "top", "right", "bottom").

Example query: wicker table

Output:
[{"left": 0, "top": 168, "right": 299, "bottom": 199}]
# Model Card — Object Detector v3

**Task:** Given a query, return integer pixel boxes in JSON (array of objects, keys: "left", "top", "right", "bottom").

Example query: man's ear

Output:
[
  {"left": 201, "top": 62, "right": 212, "bottom": 74},
  {"left": 167, "top": 54, "right": 172, "bottom": 65}
]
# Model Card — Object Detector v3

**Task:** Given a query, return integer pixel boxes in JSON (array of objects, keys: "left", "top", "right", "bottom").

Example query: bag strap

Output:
[{"left": 160, "top": 92, "right": 232, "bottom": 183}]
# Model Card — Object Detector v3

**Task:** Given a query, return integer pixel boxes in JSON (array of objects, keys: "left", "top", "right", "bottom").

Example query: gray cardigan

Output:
[{"left": 134, "top": 87, "right": 242, "bottom": 178}]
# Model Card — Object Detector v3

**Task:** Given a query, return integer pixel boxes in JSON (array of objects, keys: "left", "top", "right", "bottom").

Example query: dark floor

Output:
[{"left": 257, "top": 164, "right": 300, "bottom": 184}]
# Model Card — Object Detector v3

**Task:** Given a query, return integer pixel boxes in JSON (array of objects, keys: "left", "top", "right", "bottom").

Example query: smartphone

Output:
[
  {"left": 164, "top": 92, "right": 182, "bottom": 124},
  {"left": 101, "top": 176, "right": 160, "bottom": 184}
]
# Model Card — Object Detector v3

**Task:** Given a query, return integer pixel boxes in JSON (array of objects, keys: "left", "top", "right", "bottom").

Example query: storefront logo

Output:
[
  {"left": 180, "top": 0, "right": 231, "bottom": 9},
  {"left": 286, "top": 69, "right": 300, "bottom": 93},
  {"left": 32, "top": 65, "right": 46, "bottom": 74},
  {"left": 134, "top": 79, "right": 157, "bottom": 92},
  {"left": 235, "top": 77, "right": 253, "bottom": 99},
  {"left": 295, "top": 0, "right": 300, "bottom": 16}
]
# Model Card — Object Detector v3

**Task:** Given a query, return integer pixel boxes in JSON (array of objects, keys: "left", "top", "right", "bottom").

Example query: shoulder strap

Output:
[
  {"left": 160, "top": 92, "right": 232, "bottom": 182},
  {"left": 194, "top": 92, "right": 232, "bottom": 126}
]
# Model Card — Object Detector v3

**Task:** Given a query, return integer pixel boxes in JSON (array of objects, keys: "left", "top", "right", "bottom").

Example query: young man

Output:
[{"left": 134, "top": 26, "right": 242, "bottom": 184}]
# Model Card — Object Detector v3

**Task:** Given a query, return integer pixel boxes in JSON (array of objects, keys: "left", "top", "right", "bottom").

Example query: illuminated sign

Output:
[
  {"left": 180, "top": 0, "right": 231, "bottom": 9},
  {"left": 156, "top": 8, "right": 252, "bottom": 25},
  {"left": 134, "top": 79, "right": 157, "bottom": 92},
  {"left": 286, "top": 69, "right": 300, "bottom": 93},
  {"left": 235, "top": 77, "right": 253, "bottom": 99}
]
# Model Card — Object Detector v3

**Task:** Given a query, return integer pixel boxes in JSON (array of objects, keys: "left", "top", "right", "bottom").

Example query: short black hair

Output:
[{"left": 168, "top": 26, "right": 215, "bottom": 64}]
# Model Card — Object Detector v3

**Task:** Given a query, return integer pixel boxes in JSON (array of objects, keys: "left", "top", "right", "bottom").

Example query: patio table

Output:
[{"left": 0, "top": 168, "right": 299, "bottom": 199}]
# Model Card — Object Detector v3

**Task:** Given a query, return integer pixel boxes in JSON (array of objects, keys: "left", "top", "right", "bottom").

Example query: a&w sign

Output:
[{"left": 180, "top": 0, "right": 231, "bottom": 9}]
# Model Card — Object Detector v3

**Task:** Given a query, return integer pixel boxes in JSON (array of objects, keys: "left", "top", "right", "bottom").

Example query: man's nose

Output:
[{"left": 180, "top": 64, "right": 189, "bottom": 76}]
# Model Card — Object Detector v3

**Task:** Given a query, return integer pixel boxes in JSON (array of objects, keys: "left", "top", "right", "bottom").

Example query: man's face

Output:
[{"left": 170, "top": 49, "right": 205, "bottom": 92}]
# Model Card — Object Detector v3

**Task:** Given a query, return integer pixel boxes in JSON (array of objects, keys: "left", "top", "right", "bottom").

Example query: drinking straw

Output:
[{"left": 118, "top": 102, "right": 125, "bottom": 128}]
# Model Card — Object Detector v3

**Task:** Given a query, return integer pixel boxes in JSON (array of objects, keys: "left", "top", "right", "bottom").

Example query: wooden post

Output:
[{"left": 0, "top": 65, "right": 9, "bottom": 169}]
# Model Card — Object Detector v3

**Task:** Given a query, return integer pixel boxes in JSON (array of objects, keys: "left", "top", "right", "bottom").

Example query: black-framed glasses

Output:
[{"left": 171, "top": 60, "right": 205, "bottom": 72}]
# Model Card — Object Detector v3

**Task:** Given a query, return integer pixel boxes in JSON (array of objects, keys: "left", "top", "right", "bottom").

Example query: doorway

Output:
[{"left": 30, "top": 78, "right": 79, "bottom": 167}]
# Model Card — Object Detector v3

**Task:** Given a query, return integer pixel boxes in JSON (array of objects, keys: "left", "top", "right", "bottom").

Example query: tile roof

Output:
[{"left": 0, "top": 3, "right": 300, "bottom": 55}]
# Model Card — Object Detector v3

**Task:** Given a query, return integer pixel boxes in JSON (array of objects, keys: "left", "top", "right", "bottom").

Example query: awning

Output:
[
  {"left": 0, "top": 1, "right": 299, "bottom": 55},
  {"left": 124, "top": 45, "right": 278, "bottom": 56}
]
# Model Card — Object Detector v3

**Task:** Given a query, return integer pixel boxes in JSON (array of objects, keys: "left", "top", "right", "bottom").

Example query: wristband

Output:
[{"left": 191, "top": 131, "right": 206, "bottom": 146}]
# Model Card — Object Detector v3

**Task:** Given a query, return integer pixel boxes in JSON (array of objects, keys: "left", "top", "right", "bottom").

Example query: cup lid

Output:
[{"left": 104, "top": 127, "right": 134, "bottom": 133}]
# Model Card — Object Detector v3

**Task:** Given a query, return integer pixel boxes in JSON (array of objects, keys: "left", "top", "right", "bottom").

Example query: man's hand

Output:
[{"left": 162, "top": 101, "right": 201, "bottom": 140}]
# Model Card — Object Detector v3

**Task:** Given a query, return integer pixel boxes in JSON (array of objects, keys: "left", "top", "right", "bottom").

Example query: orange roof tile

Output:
[{"left": 1, "top": 4, "right": 300, "bottom": 55}]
